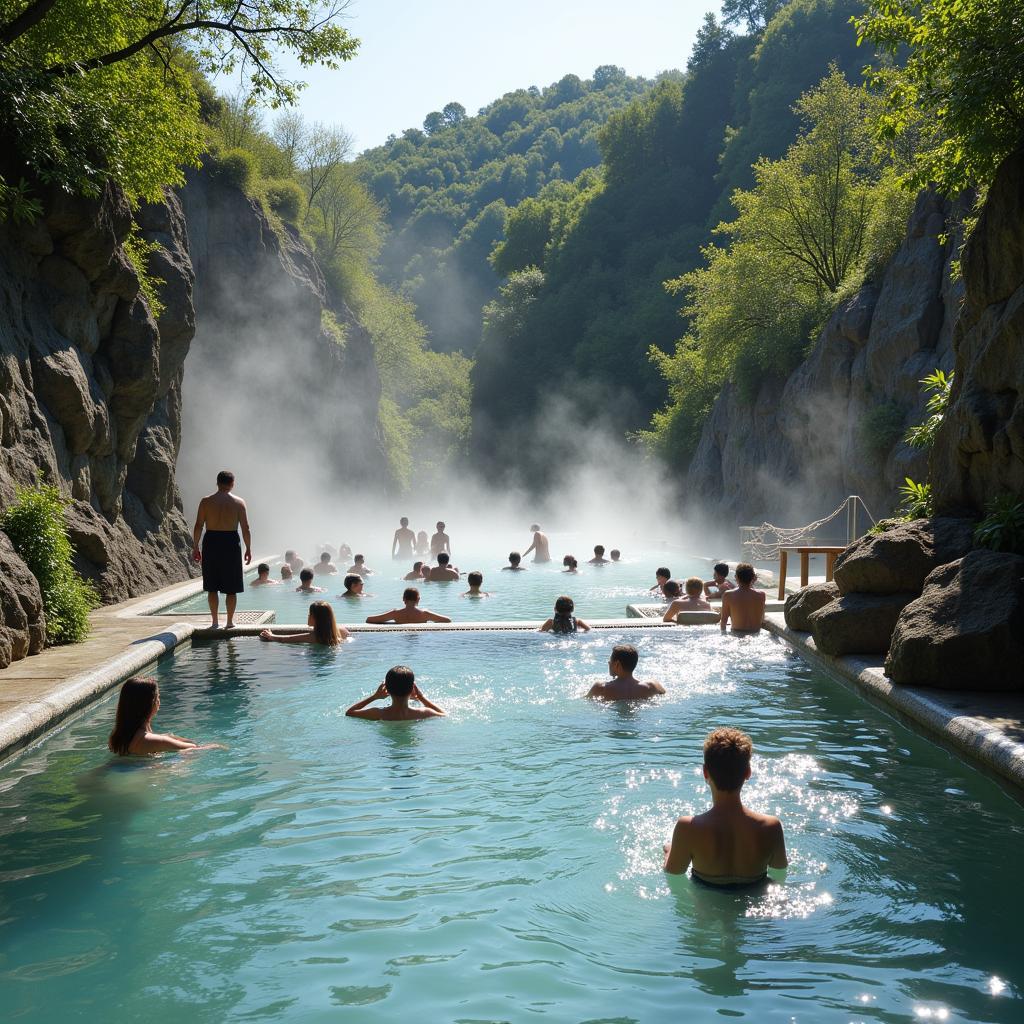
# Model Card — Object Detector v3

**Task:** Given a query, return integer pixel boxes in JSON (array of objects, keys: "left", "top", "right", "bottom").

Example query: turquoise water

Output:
[
  {"left": 1, "top": 628, "right": 1022, "bottom": 1022},
  {"left": 166, "top": 540, "right": 709, "bottom": 621}
]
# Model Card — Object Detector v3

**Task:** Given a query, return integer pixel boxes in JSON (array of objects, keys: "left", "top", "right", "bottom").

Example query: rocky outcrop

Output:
[
  {"left": 886, "top": 551, "right": 1024, "bottom": 689},
  {"left": 809, "top": 591, "right": 915, "bottom": 656},
  {"left": 0, "top": 533, "right": 45, "bottom": 669},
  {"left": 175, "top": 168, "right": 388, "bottom": 515},
  {"left": 933, "top": 146, "right": 1024, "bottom": 514},
  {"left": 832, "top": 517, "right": 975, "bottom": 595},
  {"left": 783, "top": 580, "right": 838, "bottom": 631},
  {"left": 686, "top": 189, "right": 965, "bottom": 526},
  {"left": 0, "top": 181, "right": 196, "bottom": 607}
]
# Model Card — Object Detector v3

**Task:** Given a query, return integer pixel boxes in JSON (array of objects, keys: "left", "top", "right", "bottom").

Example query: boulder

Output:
[
  {"left": 809, "top": 592, "right": 916, "bottom": 656},
  {"left": 0, "top": 532, "right": 46, "bottom": 668},
  {"left": 833, "top": 517, "right": 975, "bottom": 595},
  {"left": 784, "top": 581, "right": 839, "bottom": 632},
  {"left": 885, "top": 551, "right": 1024, "bottom": 689}
]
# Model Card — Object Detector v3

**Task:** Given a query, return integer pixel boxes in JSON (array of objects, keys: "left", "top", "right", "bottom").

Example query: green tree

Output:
[
  {"left": 442, "top": 101, "right": 467, "bottom": 127},
  {"left": 854, "top": 0, "right": 1024, "bottom": 193},
  {"left": 721, "top": 0, "right": 786, "bottom": 32},
  {"left": 423, "top": 110, "right": 445, "bottom": 135}
]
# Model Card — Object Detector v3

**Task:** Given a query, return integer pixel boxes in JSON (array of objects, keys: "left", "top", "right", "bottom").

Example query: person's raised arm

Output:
[
  {"left": 768, "top": 819, "right": 788, "bottom": 870},
  {"left": 410, "top": 683, "right": 445, "bottom": 715},
  {"left": 192, "top": 497, "right": 206, "bottom": 562},
  {"left": 259, "top": 628, "right": 313, "bottom": 644},
  {"left": 238, "top": 499, "right": 252, "bottom": 565},
  {"left": 346, "top": 682, "right": 389, "bottom": 718},
  {"left": 663, "top": 817, "right": 694, "bottom": 875},
  {"left": 719, "top": 592, "right": 731, "bottom": 633},
  {"left": 576, "top": 618, "right": 591, "bottom": 632},
  {"left": 365, "top": 610, "right": 398, "bottom": 624}
]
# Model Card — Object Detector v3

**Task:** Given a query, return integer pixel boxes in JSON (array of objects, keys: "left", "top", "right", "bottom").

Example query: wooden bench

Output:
[{"left": 777, "top": 546, "right": 846, "bottom": 600}]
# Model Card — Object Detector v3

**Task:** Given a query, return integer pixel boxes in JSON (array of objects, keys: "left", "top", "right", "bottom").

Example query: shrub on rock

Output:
[
  {"left": 0, "top": 533, "right": 46, "bottom": 669},
  {"left": 886, "top": 551, "right": 1024, "bottom": 690},
  {"left": 809, "top": 592, "right": 916, "bottom": 656},
  {"left": 833, "top": 517, "right": 975, "bottom": 595},
  {"left": 784, "top": 581, "right": 839, "bottom": 632}
]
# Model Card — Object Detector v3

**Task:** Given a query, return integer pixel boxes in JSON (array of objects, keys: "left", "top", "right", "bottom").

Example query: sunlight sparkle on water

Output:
[
  {"left": 990, "top": 975, "right": 1007, "bottom": 996},
  {"left": 913, "top": 1006, "right": 950, "bottom": 1020}
]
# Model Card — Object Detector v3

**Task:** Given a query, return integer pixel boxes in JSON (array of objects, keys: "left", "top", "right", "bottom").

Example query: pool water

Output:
[
  {"left": 165, "top": 540, "right": 710, "bottom": 622},
  {"left": 1, "top": 628, "right": 1021, "bottom": 1022}
]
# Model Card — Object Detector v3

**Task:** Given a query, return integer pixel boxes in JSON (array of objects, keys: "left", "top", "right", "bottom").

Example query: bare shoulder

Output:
[
  {"left": 748, "top": 808, "right": 782, "bottom": 829},
  {"left": 644, "top": 679, "right": 667, "bottom": 694},
  {"left": 232, "top": 493, "right": 247, "bottom": 507}
]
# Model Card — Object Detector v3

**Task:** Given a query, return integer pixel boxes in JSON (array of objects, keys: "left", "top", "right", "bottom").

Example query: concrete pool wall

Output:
[{"left": 1, "top": 573, "right": 1023, "bottom": 804}]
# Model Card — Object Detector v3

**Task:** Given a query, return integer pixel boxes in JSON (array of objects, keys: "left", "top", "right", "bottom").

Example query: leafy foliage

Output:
[
  {"left": 860, "top": 400, "right": 906, "bottom": 458},
  {"left": 122, "top": 227, "right": 166, "bottom": 319},
  {"left": 0, "top": 478, "right": 99, "bottom": 645},
  {"left": 973, "top": 495, "right": 1024, "bottom": 556},
  {"left": 904, "top": 369, "right": 953, "bottom": 449},
  {"left": 896, "top": 478, "right": 933, "bottom": 520},
  {"left": 855, "top": 0, "right": 1024, "bottom": 194},
  {"left": 357, "top": 68, "right": 656, "bottom": 353}
]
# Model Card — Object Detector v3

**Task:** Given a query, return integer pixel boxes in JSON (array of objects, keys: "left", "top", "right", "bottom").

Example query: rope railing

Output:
[{"left": 740, "top": 495, "right": 876, "bottom": 562}]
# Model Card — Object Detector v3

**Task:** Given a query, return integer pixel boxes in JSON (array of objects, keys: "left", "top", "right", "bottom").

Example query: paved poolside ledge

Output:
[{"left": 763, "top": 613, "right": 1024, "bottom": 801}]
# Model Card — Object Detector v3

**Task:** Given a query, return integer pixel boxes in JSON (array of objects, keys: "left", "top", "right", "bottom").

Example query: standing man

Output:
[
  {"left": 430, "top": 521, "right": 451, "bottom": 558},
  {"left": 522, "top": 524, "right": 551, "bottom": 564},
  {"left": 193, "top": 470, "right": 251, "bottom": 630},
  {"left": 392, "top": 516, "right": 416, "bottom": 560}
]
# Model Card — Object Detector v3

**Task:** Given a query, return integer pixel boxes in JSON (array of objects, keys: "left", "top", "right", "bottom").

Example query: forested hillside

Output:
[
  {"left": 471, "top": 0, "right": 867, "bottom": 479},
  {"left": 357, "top": 70, "right": 660, "bottom": 353}
]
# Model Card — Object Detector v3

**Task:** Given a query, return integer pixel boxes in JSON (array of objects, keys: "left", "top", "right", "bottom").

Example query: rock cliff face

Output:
[
  {"left": 176, "top": 168, "right": 387, "bottom": 517},
  {"left": 933, "top": 147, "right": 1024, "bottom": 513},
  {"left": 685, "top": 190, "right": 965, "bottom": 527},
  {"left": 0, "top": 181, "right": 196, "bottom": 603}
]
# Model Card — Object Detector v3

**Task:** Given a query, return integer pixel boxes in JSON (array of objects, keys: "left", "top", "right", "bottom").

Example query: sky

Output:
[{"left": 282, "top": 0, "right": 712, "bottom": 154}]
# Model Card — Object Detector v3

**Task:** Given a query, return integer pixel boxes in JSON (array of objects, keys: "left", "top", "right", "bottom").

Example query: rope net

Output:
[{"left": 740, "top": 496, "right": 875, "bottom": 562}]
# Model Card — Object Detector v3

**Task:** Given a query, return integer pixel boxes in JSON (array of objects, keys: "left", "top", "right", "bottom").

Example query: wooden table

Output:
[{"left": 777, "top": 546, "right": 846, "bottom": 600}]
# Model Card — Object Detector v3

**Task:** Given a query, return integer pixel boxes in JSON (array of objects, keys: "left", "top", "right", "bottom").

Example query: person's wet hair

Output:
[
  {"left": 554, "top": 595, "right": 574, "bottom": 614},
  {"left": 437, "top": 552, "right": 450, "bottom": 565},
  {"left": 436, "top": 521, "right": 445, "bottom": 530},
  {"left": 714, "top": 561, "right": 729, "bottom": 576},
  {"left": 611, "top": 644, "right": 639, "bottom": 673},
  {"left": 509, "top": 551, "right": 521, "bottom": 565},
  {"left": 320, "top": 552, "right": 331, "bottom": 563},
  {"left": 530, "top": 523, "right": 540, "bottom": 532},
  {"left": 344, "top": 574, "right": 361, "bottom": 592},
  {"left": 594, "top": 545, "right": 605, "bottom": 555},
  {"left": 703, "top": 727, "right": 753, "bottom": 791},
  {"left": 108, "top": 676, "right": 158, "bottom": 754},
  {"left": 300, "top": 568, "right": 314, "bottom": 583},
  {"left": 467, "top": 571, "right": 483, "bottom": 586},
  {"left": 610, "top": 549, "right": 620, "bottom": 560},
  {"left": 735, "top": 563, "right": 755, "bottom": 585},
  {"left": 281, "top": 564, "right": 293, "bottom": 578},
  {"left": 385, "top": 665, "right": 415, "bottom": 697},
  {"left": 216, "top": 469, "right": 234, "bottom": 486},
  {"left": 285, "top": 549, "right": 295, "bottom": 560},
  {"left": 400, "top": 517, "right": 409, "bottom": 526},
  {"left": 412, "top": 561, "right": 423, "bottom": 572},
  {"left": 656, "top": 567, "right": 671, "bottom": 580},
  {"left": 685, "top": 576, "right": 703, "bottom": 596},
  {"left": 564, "top": 556, "right": 578, "bottom": 569},
  {"left": 403, "top": 587, "right": 420, "bottom": 603},
  {"left": 354, "top": 554, "right": 364, "bottom": 563},
  {"left": 257, "top": 563, "right": 269, "bottom": 574},
  {"left": 663, "top": 580, "right": 681, "bottom": 598},
  {"left": 309, "top": 601, "right": 341, "bottom": 645}
]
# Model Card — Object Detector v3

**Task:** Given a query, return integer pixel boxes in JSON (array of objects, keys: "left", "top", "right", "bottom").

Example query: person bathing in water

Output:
[
  {"left": 704, "top": 562, "right": 736, "bottom": 599},
  {"left": 365, "top": 587, "right": 452, "bottom": 625},
  {"left": 347, "top": 554, "right": 374, "bottom": 576},
  {"left": 522, "top": 524, "right": 551, "bottom": 563},
  {"left": 720, "top": 563, "right": 765, "bottom": 633},
  {"left": 280, "top": 564, "right": 293, "bottom": 582},
  {"left": 427, "top": 552, "right": 460, "bottom": 581},
  {"left": 251, "top": 563, "right": 280, "bottom": 587},
  {"left": 284, "top": 549, "right": 304, "bottom": 573},
  {"left": 108, "top": 677, "right": 222, "bottom": 755},
  {"left": 663, "top": 577, "right": 714, "bottom": 621},
  {"left": 663, "top": 727, "right": 787, "bottom": 888},
  {"left": 610, "top": 549, "right": 621, "bottom": 562},
  {"left": 346, "top": 665, "right": 446, "bottom": 720},
  {"left": 192, "top": 470, "right": 252, "bottom": 630},
  {"left": 296, "top": 568, "right": 325, "bottom": 594},
  {"left": 339, "top": 574, "right": 366, "bottom": 598},
  {"left": 462, "top": 571, "right": 489, "bottom": 597},
  {"left": 392, "top": 517, "right": 415, "bottom": 560},
  {"left": 260, "top": 601, "right": 348, "bottom": 645},
  {"left": 430, "top": 521, "right": 451, "bottom": 558},
  {"left": 588, "top": 545, "right": 609, "bottom": 565},
  {"left": 562, "top": 555, "right": 578, "bottom": 574},
  {"left": 540, "top": 595, "right": 590, "bottom": 634},
  {"left": 650, "top": 567, "right": 672, "bottom": 595},
  {"left": 503, "top": 551, "right": 526, "bottom": 572},
  {"left": 586, "top": 645, "right": 665, "bottom": 702},
  {"left": 415, "top": 530, "right": 430, "bottom": 556},
  {"left": 314, "top": 551, "right": 337, "bottom": 576},
  {"left": 404, "top": 561, "right": 425, "bottom": 581}
]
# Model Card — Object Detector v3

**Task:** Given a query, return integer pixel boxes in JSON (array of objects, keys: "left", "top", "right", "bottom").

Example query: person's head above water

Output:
[
  {"left": 554, "top": 595, "right": 574, "bottom": 615},
  {"left": 108, "top": 676, "right": 159, "bottom": 754},
  {"left": 563, "top": 555, "right": 578, "bottom": 569},
  {"left": 656, "top": 567, "right": 671, "bottom": 583},
  {"left": 216, "top": 469, "right": 234, "bottom": 490},
  {"left": 344, "top": 574, "right": 362, "bottom": 593},
  {"left": 610, "top": 644, "right": 639, "bottom": 675},
  {"left": 354, "top": 554, "right": 365, "bottom": 564},
  {"left": 285, "top": 549, "right": 296, "bottom": 561},
  {"left": 685, "top": 576, "right": 704, "bottom": 596},
  {"left": 467, "top": 571, "right": 483, "bottom": 587},
  {"left": 714, "top": 562, "right": 730, "bottom": 579},
  {"left": 280, "top": 564, "right": 293, "bottom": 579},
  {"left": 400, "top": 516, "right": 409, "bottom": 527},
  {"left": 412, "top": 561, "right": 423, "bottom": 572},
  {"left": 257, "top": 563, "right": 270, "bottom": 576},
  {"left": 735, "top": 563, "right": 756, "bottom": 585},
  {"left": 403, "top": 587, "right": 420, "bottom": 604},
  {"left": 437, "top": 552, "right": 451, "bottom": 566},
  {"left": 320, "top": 552, "right": 331, "bottom": 564},
  {"left": 299, "top": 568, "right": 314, "bottom": 583},
  {"left": 664, "top": 580, "right": 681, "bottom": 599},
  {"left": 703, "top": 727, "right": 753, "bottom": 792},
  {"left": 308, "top": 601, "right": 341, "bottom": 645},
  {"left": 530, "top": 523, "right": 540, "bottom": 532},
  {"left": 508, "top": 551, "right": 521, "bottom": 566},
  {"left": 436, "top": 521, "right": 445, "bottom": 531},
  {"left": 610, "top": 549, "right": 620, "bottom": 561},
  {"left": 593, "top": 545, "right": 605, "bottom": 556},
  {"left": 385, "top": 665, "right": 415, "bottom": 698}
]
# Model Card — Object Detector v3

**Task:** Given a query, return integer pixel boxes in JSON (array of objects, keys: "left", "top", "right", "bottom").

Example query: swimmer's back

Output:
[{"left": 686, "top": 806, "right": 784, "bottom": 884}]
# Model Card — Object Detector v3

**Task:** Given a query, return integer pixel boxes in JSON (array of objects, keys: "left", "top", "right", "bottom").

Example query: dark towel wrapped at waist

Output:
[{"left": 202, "top": 530, "right": 244, "bottom": 594}]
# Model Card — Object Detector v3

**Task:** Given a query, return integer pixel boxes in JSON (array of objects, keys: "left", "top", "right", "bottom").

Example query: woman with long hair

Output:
[
  {"left": 108, "top": 677, "right": 209, "bottom": 755},
  {"left": 540, "top": 595, "right": 591, "bottom": 634},
  {"left": 259, "top": 600, "right": 349, "bottom": 646}
]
